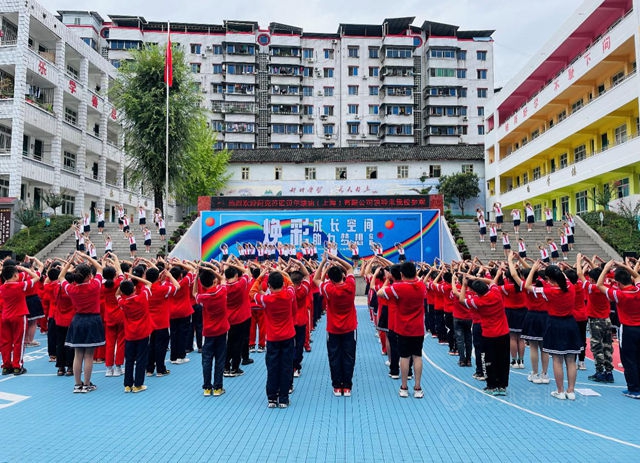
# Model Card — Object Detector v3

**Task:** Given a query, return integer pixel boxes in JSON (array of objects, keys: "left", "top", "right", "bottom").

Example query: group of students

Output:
[
  {"left": 0, "top": 247, "right": 361, "bottom": 408},
  {"left": 477, "top": 203, "right": 577, "bottom": 262},
  {"left": 363, "top": 251, "right": 640, "bottom": 400}
]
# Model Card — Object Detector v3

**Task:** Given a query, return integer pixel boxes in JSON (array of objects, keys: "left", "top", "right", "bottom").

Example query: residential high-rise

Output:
[{"left": 59, "top": 13, "right": 494, "bottom": 150}]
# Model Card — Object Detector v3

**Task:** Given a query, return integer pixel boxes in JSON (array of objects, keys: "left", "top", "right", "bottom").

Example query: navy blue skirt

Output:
[
  {"left": 505, "top": 307, "right": 527, "bottom": 332},
  {"left": 542, "top": 315, "right": 582, "bottom": 355},
  {"left": 521, "top": 310, "right": 548, "bottom": 341},
  {"left": 26, "top": 294, "right": 45, "bottom": 320},
  {"left": 65, "top": 313, "right": 105, "bottom": 348}
]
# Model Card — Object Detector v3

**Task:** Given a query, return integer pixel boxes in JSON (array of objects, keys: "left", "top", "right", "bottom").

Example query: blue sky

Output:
[{"left": 40, "top": 0, "right": 583, "bottom": 87}]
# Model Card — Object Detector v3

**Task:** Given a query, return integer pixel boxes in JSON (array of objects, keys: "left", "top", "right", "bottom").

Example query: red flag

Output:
[{"left": 164, "top": 30, "right": 173, "bottom": 87}]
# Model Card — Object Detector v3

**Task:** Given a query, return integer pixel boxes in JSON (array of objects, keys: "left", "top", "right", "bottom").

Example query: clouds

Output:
[{"left": 40, "top": 0, "right": 582, "bottom": 86}]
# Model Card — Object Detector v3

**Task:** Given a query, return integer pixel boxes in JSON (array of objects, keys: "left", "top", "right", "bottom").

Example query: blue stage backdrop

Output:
[{"left": 201, "top": 209, "right": 440, "bottom": 263}]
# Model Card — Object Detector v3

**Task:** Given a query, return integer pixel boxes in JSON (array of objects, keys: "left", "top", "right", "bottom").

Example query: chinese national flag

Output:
[{"left": 164, "top": 32, "right": 173, "bottom": 87}]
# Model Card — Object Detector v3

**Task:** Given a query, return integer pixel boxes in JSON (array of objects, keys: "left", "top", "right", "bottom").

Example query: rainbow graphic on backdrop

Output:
[{"left": 201, "top": 209, "right": 440, "bottom": 262}]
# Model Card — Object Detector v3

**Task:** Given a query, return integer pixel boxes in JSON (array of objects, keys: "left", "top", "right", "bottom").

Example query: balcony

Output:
[
  {"left": 496, "top": 133, "right": 640, "bottom": 205},
  {"left": 212, "top": 101, "right": 257, "bottom": 114}
]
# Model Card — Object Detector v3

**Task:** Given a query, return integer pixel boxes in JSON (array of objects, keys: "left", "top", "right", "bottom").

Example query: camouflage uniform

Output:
[{"left": 589, "top": 317, "right": 614, "bottom": 373}]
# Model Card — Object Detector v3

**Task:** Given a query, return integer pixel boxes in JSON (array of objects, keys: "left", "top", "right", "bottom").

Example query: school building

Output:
[{"left": 484, "top": 0, "right": 640, "bottom": 220}]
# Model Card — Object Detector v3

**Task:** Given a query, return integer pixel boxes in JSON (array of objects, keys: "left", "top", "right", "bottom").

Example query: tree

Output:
[
  {"left": 109, "top": 44, "right": 205, "bottom": 215},
  {"left": 410, "top": 174, "right": 433, "bottom": 195},
  {"left": 42, "top": 188, "right": 66, "bottom": 215},
  {"left": 173, "top": 117, "right": 230, "bottom": 206},
  {"left": 615, "top": 199, "right": 640, "bottom": 234},
  {"left": 15, "top": 204, "right": 41, "bottom": 237},
  {"left": 437, "top": 172, "right": 480, "bottom": 216},
  {"left": 588, "top": 183, "right": 613, "bottom": 211}
]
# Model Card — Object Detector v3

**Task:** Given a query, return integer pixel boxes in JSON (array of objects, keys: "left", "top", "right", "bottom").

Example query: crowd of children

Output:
[{"left": 2, "top": 232, "right": 639, "bottom": 405}]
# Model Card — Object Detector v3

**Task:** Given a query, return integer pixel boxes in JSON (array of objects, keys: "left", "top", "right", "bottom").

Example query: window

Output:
[
  {"left": 303, "top": 67, "right": 312, "bottom": 77},
  {"left": 66, "top": 64, "right": 79, "bottom": 78},
  {"left": 477, "top": 125, "right": 485, "bottom": 135},
  {"left": 347, "top": 122, "right": 359, "bottom": 135},
  {"left": 347, "top": 85, "right": 359, "bottom": 95},
  {"left": 368, "top": 123, "right": 379, "bottom": 135},
  {"left": 523, "top": 172, "right": 529, "bottom": 184},
  {"left": 559, "top": 153, "right": 568, "bottom": 169},
  {"left": 558, "top": 110, "right": 567, "bottom": 122},
  {"left": 476, "top": 69, "right": 487, "bottom": 79},
  {"left": 190, "top": 44, "right": 201, "bottom": 54},
  {"left": 303, "top": 48, "right": 313, "bottom": 59},
  {"left": 429, "top": 68, "right": 456, "bottom": 78},
  {"left": 61, "top": 194, "right": 75, "bottom": 215},
  {"left": 368, "top": 47, "right": 379, "bottom": 58},
  {"left": 0, "top": 126, "right": 11, "bottom": 153},
  {"left": 323, "top": 105, "right": 334, "bottom": 116},
  {"left": 323, "top": 68, "right": 334, "bottom": 78},
  {"left": 348, "top": 66, "right": 358, "bottom": 77},
  {"left": 477, "top": 106, "right": 485, "bottom": 116},
  {"left": 457, "top": 69, "right": 467, "bottom": 78},
  {"left": 477, "top": 51, "right": 487, "bottom": 61},
  {"left": 63, "top": 151, "right": 76, "bottom": 172},
  {"left": 459, "top": 88, "right": 467, "bottom": 97},
  {"left": 534, "top": 204, "right": 542, "bottom": 222},
  {"left": 335, "top": 167, "right": 347, "bottom": 180},
  {"left": 385, "top": 48, "right": 412, "bottom": 58},
  {"left": 429, "top": 165, "right": 441, "bottom": 178},
  {"left": 323, "top": 87, "right": 334, "bottom": 97},
  {"left": 302, "top": 124, "right": 314, "bottom": 135},
  {"left": 191, "top": 63, "right": 201, "bottom": 73},
  {"left": 366, "top": 166, "right": 378, "bottom": 179},
  {"left": 368, "top": 67, "right": 379, "bottom": 77},
  {"left": 532, "top": 166, "right": 541, "bottom": 180},
  {"left": 457, "top": 50, "right": 467, "bottom": 60},
  {"left": 615, "top": 124, "right": 628, "bottom": 144},
  {"left": 397, "top": 165, "right": 409, "bottom": 179},
  {"left": 343, "top": 104, "right": 357, "bottom": 115},
  {"left": 302, "top": 86, "right": 313, "bottom": 97},
  {"left": 430, "top": 49, "right": 456, "bottom": 59},
  {"left": 0, "top": 177, "right": 8, "bottom": 197},
  {"left": 305, "top": 167, "right": 316, "bottom": 180},
  {"left": 612, "top": 70, "right": 625, "bottom": 86},
  {"left": 213, "top": 45, "right": 222, "bottom": 54},
  {"left": 574, "top": 144, "right": 586, "bottom": 162},
  {"left": 571, "top": 99, "right": 583, "bottom": 113},
  {"left": 461, "top": 164, "right": 474, "bottom": 174},
  {"left": 616, "top": 178, "right": 630, "bottom": 198},
  {"left": 324, "top": 49, "right": 334, "bottom": 59},
  {"left": 323, "top": 124, "right": 334, "bottom": 135},
  {"left": 241, "top": 167, "right": 250, "bottom": 180},
  {"left": 576, "top": 190, "right": 588, "bottom": 214},
  {"left": 303, "top": 105, "right": 313, "bottom": 115},
  {"left": 368, "top": 105, "right": 379, "bottom": 115},
  {"left": 369, "top": 86, "right": 379, "bottom": 96},
  {"left": 64, "top": 107, "right": 78, "bottom": 126},
  {"left": 213, "top": 64, "right": 223, "bottom": 74},
  {"left": 274, "top": 166, "right": 282, "bottom": 180},
  {"left": 347, "top": 46, "right": 359, "bottom": 58},
  {"left": 477, "top": 88, "right": 488, "bottom": 98}
]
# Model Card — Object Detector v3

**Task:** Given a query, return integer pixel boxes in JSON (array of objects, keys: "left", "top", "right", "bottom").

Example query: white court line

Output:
[
  {"left": 423, "top": 349, "right": 640, "bottom": 450},
  {"left": 0, "top": 391, "right": 30, "bottom": 409},
  {"left": 508, "top": 369, "right": 625, "bottom": 389}
]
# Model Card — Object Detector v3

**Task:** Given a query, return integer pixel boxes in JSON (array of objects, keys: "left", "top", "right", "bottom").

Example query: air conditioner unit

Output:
[
  {"left": 317, "top": 91, "right": 323, "bottom": 96},
  {"left": 354, "top": 115, "right": 360, "bottom": 119},
  {"left": 307, "top": 115, "right": 314, "bottom": 120},
  {"left": 462, "top": 117, "right": 468, "bottom": 121},
  {"left": 306, "top": 58, "right": 315, "bottom": 63},
  {"left": 362, "top": 76, "right": 368, "bottom": 80},
  {"left": 361, "top": 133, "right": 367, "bottom": 138},
  {"left": 201, "top": 53, "right": 207, "bottom": 58},
  {"left": 205, "top": 46, "right": 212, "bottom": 51},
  {"left": 331, "top": 39, "right": 338, "bottom": 45},
  {"left": 320, "top": 115, "right": 327, "bottom": 120},
  {"left": 324, "top": 134, "right": 332, "bottom": 139}
]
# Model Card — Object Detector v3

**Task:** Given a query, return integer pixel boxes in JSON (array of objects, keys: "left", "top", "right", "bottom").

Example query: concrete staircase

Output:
[
  {"left": 37, "top": 222, "right": 181, "bottom": 260},
  {"left": 455, "top": 217, "right": 621, "bottom": 263}
]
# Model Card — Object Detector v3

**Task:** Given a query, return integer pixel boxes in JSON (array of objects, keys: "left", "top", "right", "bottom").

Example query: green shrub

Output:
[
  {"left": 582, "top": 210, "right": 640, "bottom": 255},
  {"left": 1, "top": 215, "right": 75, "bottom": 260}
]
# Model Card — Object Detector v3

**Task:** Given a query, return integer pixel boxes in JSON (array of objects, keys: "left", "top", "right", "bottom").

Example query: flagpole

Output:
[{"left": 165, "top": 21, "right": 170, "bottom": 257}]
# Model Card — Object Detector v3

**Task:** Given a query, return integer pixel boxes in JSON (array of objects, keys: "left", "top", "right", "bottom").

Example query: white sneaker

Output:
[
  {"left": 413, "top": 388, "right": 424, "bottom": 399},
  {"left": 105, "top": 367, "right": 114, "bottom": 377},
  {"left": 577, "top": 361, "right": 586, "bottom": 371},
  {"left": 551, "top": 391, "right": 566, "bottom": 400},
  {"left": 399, "top": 387, "right": 409, "bottom": 398},
  {"left": 385, "top": 360, "right": 391, "bottom": 366},
  {"left": 113, "top": 366, "right": 123, "bottom": 377},
  {"left": 293, "top": 369, "right": 301, "bottom": 378},
  {"left": 566, "top": 392, "right": 576, "bottom": 400},
  {"left": 538, "top": 373, "right": 550, "bottom": 384},
  {"left": 527, "top": 372, "right": 539, "bottom": 382}
]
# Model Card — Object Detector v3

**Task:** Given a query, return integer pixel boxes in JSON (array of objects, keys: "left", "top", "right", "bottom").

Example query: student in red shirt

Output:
[
  {"left": 102, "top": 260, "right": 125, "bottom": 377},
  {"left": 0, "top": 263, "right": 41, "bottom": 375},
  {"left": 117, "top": 275, "right": 152, "bottom": 393},
  {"left": 288, "top": 259, "right": 311, "bottom": 380},
  {"left": 314, "top": 253, "right": 357, "bottom": 397},
  {"left": 453, "top": 272, "right": 510, "bottom": 396},
  {"left": 224, "top": 260, "right": 252, "bottom": 376},
  {"left": 597, "top": 260, "right": 640, "bottom": 399},
  {"left": 59, "top": 252, "right": 105, "bottom": 393},
  {"left": 250, "top": 268, "right": 296, "bottom": 408},
  {"left": 378, "top": 262, "right": 426, "bottom": 398},
  {"left": 196, "top": 265, "right": 229, "bottom": 397},
  {"left": 248, "top": 267, "right": 267, "bottom": 353},
  {"left": 168, "top": 261, "right": 196, "bottom": 365}
]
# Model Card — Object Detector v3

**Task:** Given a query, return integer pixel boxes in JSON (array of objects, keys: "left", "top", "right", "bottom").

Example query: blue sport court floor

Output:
[{"left": 2, "top": 301, "right": 639, "bottom": 462}]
